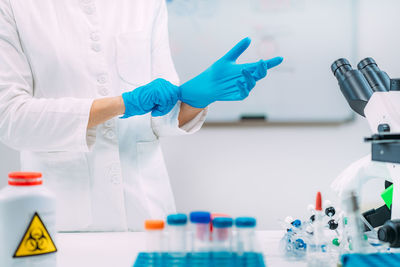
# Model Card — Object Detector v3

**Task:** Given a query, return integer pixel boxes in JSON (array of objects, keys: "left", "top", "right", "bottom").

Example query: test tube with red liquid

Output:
[{"left": 189, "top": 211, "right": 211, "bottom": 252}]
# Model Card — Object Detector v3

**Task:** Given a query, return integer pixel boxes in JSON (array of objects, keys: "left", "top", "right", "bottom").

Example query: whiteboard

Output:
[{"left": 166, "top": 0, "right": 356, "bottom": 123}]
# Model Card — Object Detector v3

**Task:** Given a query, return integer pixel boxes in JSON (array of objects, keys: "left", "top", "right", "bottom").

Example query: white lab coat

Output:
[{"left": 0, "top": 0, "right": 206, "bottom": 231}]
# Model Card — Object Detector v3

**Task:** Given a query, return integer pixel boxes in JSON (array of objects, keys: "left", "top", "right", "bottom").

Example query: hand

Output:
[
  {"left": 121, "top": 78, "right": 179, "bottom": 118},
  {"left": 178, "top": 37, "right": 283, "bottom": 108}
]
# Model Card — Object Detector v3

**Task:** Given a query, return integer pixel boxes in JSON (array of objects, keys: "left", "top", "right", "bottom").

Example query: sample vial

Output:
[
  {"left": 210, "top": 213, "right": 230, "bottom": 233},
  {"left": 0, "top": 172, "right": 57, "bottom": 267},
  {"left": 235, "top": 217, "right": 257, "bottom": 254},
  {"left": 212, "top": 217, "right": 233, "bottom": 251},
  {"left": 144, "top": 220, "right": 165, "bottom": 252},
  {"left": 189, "top": 211, "right": 211, "bottom": 252},
  {"left": 166, "top": 214, "right": 187, "bottom": 252}
]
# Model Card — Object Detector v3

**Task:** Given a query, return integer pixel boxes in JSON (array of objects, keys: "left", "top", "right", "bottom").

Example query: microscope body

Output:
[
  {"left": 331, "top": 58, "right": 400, "bottom": 247},
  {"left": 364, "top": 91, "right": 400, "bottom": 219}
]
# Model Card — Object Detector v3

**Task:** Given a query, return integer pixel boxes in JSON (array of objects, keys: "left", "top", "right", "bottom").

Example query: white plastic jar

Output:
[
  {"left": 144, "top": 219, "right": 165, "bottom": 252},
  {"left": 166, "top": 213, "right": 188, "bottom": 252},
  {"left": 0, "top": 172, "right": 57, "bottom": 267}
]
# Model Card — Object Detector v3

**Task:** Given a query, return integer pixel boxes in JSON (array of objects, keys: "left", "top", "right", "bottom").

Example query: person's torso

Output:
[{"left": 13, "top": 0, "right": 176, "bottom": 231}]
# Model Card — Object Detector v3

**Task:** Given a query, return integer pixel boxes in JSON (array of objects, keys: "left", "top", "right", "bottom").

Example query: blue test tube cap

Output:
[
  {"left": 213, "top": 217, "right": 233, "bottom": 228},
  {"left": 167, "top": 213, "right": 188, "bottom": 226},
  {"left": 235, "top": 217, "right": 257, "bottom": 228},
  {"left": 190, "top": 211, "right": 211, "bottom": 224}
]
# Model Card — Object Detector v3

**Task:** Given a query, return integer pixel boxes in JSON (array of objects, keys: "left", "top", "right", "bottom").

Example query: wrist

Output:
[{"left": 116, "top": 95, "right": 126, "bottom": 116}]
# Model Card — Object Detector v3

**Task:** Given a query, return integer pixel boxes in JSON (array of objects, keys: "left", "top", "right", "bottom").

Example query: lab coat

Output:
[{"left": 0, "top": 0, "right": 206, "bottom": 231}]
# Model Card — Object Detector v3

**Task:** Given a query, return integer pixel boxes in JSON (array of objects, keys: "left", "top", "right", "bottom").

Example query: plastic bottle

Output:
[
  {"left": 0, "top": 172, "right": 57, "bottom": 267},
  {"left": 144, "top": 220, "right": 165, "bottom": 252},
  {"left": 189, "top": 211, "right": 211, "bottom": 252},
  {"left": 235, "top": 217, "right": 257, "bottom": 254},
  {"left": 166, "top": 213, "right": 187, "bottom": 252},
  {"left": 212, "top": 217, "right": 233, "bottom": 251}
]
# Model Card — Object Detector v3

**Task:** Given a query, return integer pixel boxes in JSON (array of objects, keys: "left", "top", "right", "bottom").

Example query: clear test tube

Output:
[
  {"left": 166, "top": 214, "right": 188, "bottom": 252},
  {"left": 145, "top": 220, "right": 165, "bottom": 253},
  {"left": 210, "top": 213, "right": 230, "bottom": 234},
  {"left": 235, "top": 217, "right": 257, "bottom": 254},
  {"left": 212, "top": 217, "right": 233, "bottom": 251},
  {"left": 189, "top": 211, "right": 211, "bottom": 252}
]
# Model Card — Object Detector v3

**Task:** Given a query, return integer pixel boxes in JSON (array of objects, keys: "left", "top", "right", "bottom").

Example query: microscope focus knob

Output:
[
  {"left": 378, "top": 219, "right": 400, "bottom": 247},
  {"left": 378, "top": 225, "right": 395, "bottom": 243}
]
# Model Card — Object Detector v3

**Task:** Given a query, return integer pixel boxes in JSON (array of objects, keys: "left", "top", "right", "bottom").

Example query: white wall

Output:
[
  {"left": 1, "top": 0, "right": 400, "bottom": 230},
  {"left": 163, "top": 118, "right": 375, "bottom": 229}
]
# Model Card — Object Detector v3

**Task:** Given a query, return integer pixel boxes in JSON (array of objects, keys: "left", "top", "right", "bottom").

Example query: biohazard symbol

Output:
[{"left": 13, "top": 212, "right": 57, "bottom": 258}]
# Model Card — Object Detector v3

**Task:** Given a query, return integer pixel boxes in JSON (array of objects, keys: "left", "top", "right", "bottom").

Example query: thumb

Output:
[{"left": 221, "top": 37, "right": 251, "bottom": 62}]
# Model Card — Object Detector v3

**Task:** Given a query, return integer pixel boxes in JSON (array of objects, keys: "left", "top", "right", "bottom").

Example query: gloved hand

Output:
[
  {"left": 178, "top": 37, "right": 283, "bottom": 108},
  {"left": 121, "top": 78, "right": 179, "bottom": 118}
]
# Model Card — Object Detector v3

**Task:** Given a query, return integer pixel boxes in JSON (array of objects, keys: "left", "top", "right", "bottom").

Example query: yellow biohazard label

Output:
[{"left": 13, "top": 212, "right": 57, "bottom": 258}]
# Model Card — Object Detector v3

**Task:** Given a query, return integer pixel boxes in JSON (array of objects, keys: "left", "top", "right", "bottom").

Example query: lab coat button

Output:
[
  {"left": 97, "top": 75, "right": 108, "bottom": 84},
  {"left": 105, "top": 130, "right": 116, "bottom": 140},
  {"left": 104, "top": 120, "right": 114, "bottom": 128},
  {"left": 91, "top": 43, "right": 101, "bottom": 52},
  {"left": 90, "top": 32, "right": 100, "bottom": 41}
]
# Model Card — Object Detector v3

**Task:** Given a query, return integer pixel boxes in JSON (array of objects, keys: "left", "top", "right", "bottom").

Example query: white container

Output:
[
  {"left": 166, "top": 214, "right": 187, "bottom": 252},
  {"left": 0, "top": 172, "right": 57, "bottom": 267},
  {"left": 144, "top": 220, "right": 165, "bottom": 252},
  {"left": 235, "top": 217, "right": 257, "bottom": 254},
  {"left": 212, "top": 217, "right": 233, "bottom": 252}
]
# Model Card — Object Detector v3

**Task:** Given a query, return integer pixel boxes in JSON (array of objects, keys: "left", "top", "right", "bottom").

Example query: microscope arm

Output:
[{"left": 331, "top": 154, "right": 391, "bottom": 199}]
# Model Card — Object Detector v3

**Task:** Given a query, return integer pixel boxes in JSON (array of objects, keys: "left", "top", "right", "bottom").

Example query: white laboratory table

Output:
[{"left": 57, "top": 230, "right": 306, "bottom": 267}]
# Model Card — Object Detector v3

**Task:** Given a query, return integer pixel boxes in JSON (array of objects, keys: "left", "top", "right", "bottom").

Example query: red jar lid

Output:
[{"left": 8, "top": 172, "right": 43, "bottom": 186}]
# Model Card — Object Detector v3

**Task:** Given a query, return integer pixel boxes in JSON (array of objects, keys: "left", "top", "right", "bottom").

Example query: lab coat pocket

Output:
[
  {"left": 136, "top": 140, "right": 176, "bottom": 219},
  {"left": 116, "top": 31, "right": 151, "bottom": 86}
]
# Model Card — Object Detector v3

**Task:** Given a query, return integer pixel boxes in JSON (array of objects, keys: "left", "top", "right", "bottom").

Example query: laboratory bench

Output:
[{"left": 57, "top": 230, "right": 306, "bottom": 267}]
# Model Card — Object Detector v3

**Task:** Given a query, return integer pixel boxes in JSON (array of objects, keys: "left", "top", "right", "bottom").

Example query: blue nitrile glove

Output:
[
  {"left": 121, "top": 78, "right": 179, "bottom": 118},
  {"left": 178, "top": 37, "right": 283, "bottom": 108}
]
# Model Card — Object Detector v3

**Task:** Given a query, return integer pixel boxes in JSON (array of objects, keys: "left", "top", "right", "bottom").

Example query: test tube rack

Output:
[{"left": 133, "top": 251, "right": 266, "bottom": 267}]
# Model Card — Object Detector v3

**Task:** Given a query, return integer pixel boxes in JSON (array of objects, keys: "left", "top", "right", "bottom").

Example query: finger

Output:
[
  {"left": 252, "top": 60, "right": 267, "bottom": 81},
  {"left": 242, "top": 69, "right": 256, "bottom": 92},
  {"left": 264, "top": 56, "right": 283, "bottom": 69},
  {"left": 240, "top": 62, "right": 259, "bottom": 72},
  {"left": 221, "top": 37, "right": 251, "bottom": 62}
]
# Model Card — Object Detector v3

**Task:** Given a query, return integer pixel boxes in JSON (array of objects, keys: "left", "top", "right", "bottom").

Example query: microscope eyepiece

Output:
[
  {"left": 331, "top": 58, "right": 373, "bottom": 117},
  {"left": 357, "top": 57, "right": 377, "bottom": 70},
  {"left": 331, "top": 58, "right": 352, "bottom": 77},
  {"left": 357, "top": 57, "right": 390, "bottom": 92}
]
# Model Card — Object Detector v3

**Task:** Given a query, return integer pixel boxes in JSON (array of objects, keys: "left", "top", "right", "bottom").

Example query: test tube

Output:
[
  {"left": 212, "top": 217, "right": 233, "bottom": 251},
  {"left": 166, "top": 213, "right": 188, "bottom": 252},
  {"left": 210, "top": 213, "right": 230, "bottom": 234},
  {"left": 235, "top": 217, "right": 257, "bottom": 254},
  {"left": 145, "top": 220, "right": 165, "bottom": 253},
  {"left": 189, "top": 211, "right": 211, "bottom": 252}
]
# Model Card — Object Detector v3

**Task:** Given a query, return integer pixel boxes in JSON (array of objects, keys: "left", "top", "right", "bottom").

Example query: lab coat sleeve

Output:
[
  {"left": 0, "top": 1, "right": 95, "bottom": 152},
  {"left": 150, "top": 0, "right": 207, "bottom": 137}
]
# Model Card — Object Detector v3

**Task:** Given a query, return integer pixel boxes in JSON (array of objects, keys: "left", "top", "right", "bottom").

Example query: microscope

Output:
[{"left": 331, "top": 57, "right": 400, "bottom": 247}]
